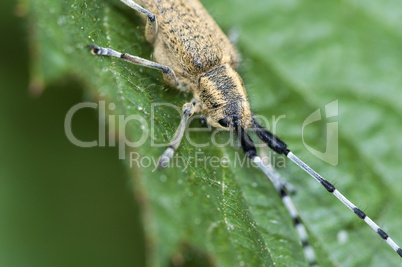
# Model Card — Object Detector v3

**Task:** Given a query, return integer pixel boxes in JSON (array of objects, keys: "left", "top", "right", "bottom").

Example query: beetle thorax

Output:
[{"left": 197, "top": 64, "right": 252, "bottom": 130}]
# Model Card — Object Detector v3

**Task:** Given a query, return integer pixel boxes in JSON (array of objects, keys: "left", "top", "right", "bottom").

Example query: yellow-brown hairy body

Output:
[{"left": 138, "top": 0, "right": 251, "bottom": 129}]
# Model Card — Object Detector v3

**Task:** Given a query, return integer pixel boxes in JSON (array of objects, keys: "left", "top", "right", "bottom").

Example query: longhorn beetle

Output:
[{"left": 89, "top": 0, "right": 402, "bottom": 265}]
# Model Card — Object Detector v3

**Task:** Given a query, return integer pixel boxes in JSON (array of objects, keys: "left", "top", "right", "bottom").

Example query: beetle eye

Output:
[{"left": 218, "top": 117, "right": 229, "bottom": 127}]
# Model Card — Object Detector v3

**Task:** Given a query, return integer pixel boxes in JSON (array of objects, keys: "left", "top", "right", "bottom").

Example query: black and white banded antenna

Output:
[
  {"left": 237, "top": 125, "right": 317, "bottom": 266},
  {"left": 250, "top": 120, "right": 402, "bottom": 258}
]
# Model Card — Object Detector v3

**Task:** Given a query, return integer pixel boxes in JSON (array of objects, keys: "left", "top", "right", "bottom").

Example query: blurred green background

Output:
[{"left": 0, "top": 1, "right": 145, "bottom": 266}]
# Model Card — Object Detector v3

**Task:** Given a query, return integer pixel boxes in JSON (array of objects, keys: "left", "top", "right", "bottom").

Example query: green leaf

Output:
[{"left": 29, "top": 0, "right": 402, "bottom": 266}]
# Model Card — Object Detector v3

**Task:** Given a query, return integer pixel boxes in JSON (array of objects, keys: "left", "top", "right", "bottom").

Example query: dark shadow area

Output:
[{"left": 0, "top": 1, "right": 146, "bottom": 266}]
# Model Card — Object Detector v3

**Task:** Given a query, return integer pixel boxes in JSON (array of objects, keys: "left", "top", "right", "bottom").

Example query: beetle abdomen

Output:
[{"left": 145, "top": 0, "right": 223, "bottom": 74}]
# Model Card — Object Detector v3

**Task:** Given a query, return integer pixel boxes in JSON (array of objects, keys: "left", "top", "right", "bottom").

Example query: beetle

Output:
[{"left": 89, "top": 0, "right": 402, "bottom": 265}]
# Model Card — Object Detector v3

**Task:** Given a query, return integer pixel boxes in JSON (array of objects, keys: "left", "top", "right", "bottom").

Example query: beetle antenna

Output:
[
  {"left": 252, "top": 120, "right": 402, "bottom": 257},
  {"left": 235, "top": 123, "right": 317, "bottom": 266}
]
